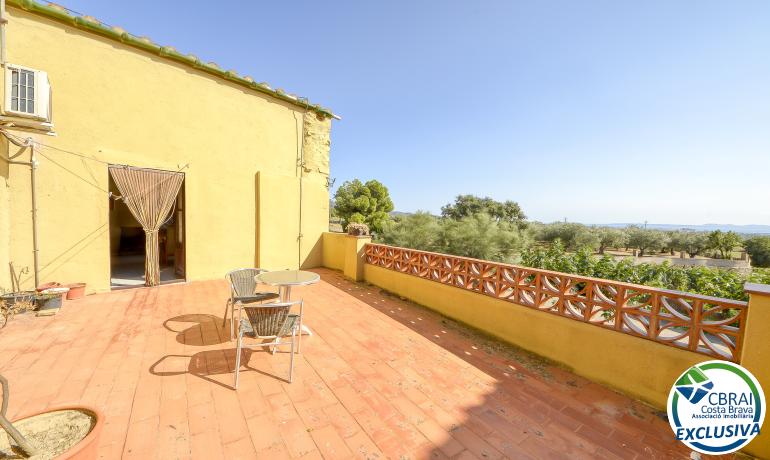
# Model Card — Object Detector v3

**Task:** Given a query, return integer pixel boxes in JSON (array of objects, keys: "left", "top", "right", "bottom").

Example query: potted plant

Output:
[
  {"left": 347, "top": 222, "right": 370, "bottom": 236},
  {"left": 0, "top": 374, "right": 104, "bottom": 459},
  {"left": 0, "top": 296, "right": 35, "bottom": 329},
  {"left": 0, "top": 290, "right": 35, "bottom": 307},
  {"left": 65, "top": 283, "right": 87, "bottom": 300},
  {"left": 1, "top": 263, "right": 35, "bottom": 307},
  {"left": 35, "top": 287, "right": 68, "bottom": 316}
]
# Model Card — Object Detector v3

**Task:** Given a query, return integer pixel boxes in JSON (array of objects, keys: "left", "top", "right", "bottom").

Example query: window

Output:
[
  {"left": 4, "top": 65, "right": 51, "bottom": 121},
  {"left": 11, "top": 68, "right": 35, "bottom": 114}
]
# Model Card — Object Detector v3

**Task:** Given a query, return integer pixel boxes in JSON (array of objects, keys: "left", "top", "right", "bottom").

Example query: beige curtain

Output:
[{"left": 109, "top": 166, "right": 184, "bottom": 286}]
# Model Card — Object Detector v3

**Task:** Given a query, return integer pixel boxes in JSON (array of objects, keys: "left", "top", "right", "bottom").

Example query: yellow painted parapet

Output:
[
  {"left": 344, "top": 235, "right": 371, "bottom": 281},
  {"left": 323, "top": 239, "right": 701, "bottom": 406},
  {"left": 741, "top": 283, "right": 770, "bottom": 458},
  {"left": 363, "top": 263, "right": 706, "bottom": 408},
  {"left": 321, "top": 232, "right": 370, "bottom": 281}
]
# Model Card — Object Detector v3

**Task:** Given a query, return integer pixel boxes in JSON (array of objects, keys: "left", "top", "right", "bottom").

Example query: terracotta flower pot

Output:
[
  {"left": 65, "top": 283, "right": 87, "bottom": 300},
  {"left": 36, "top": 282, "right": 62, "bottom": 292},
  {"left": 5, "top": 406, "right": 104, "bottom": 460}
]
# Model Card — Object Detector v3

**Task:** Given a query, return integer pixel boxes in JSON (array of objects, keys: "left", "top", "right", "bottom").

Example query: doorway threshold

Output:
[{"left": 110, "top": 278, "right": 187, "bottom": 291}]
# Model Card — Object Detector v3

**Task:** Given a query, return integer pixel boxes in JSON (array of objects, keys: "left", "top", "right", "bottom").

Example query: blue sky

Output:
[{"left": 62, "top": 1, "right": 770, "bottom": 224}]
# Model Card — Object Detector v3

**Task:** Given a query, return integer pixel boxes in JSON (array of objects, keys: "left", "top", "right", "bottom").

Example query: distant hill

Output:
[
  {"left": 388, "top": 212, "right": 770, "bottom": 234},
  {"left": 598, "top": 223, "right": 770, "bottom": 235}
]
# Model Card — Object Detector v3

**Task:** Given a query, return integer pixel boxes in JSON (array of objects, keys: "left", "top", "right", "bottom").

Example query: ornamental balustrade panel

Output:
[{"left": 364, "top": 243, "right": 748, "bottom": 362}]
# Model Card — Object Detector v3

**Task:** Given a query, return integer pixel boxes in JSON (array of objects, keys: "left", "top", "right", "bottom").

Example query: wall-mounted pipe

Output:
[
  {"left": 0, "top": 131, "right": 39, "bottom": 287},
  {"left": 29, "top": 143, "right": 39, "bottom": 287},
  {"left": 293, "top": 111, "right": 306, "bottom": 269}
]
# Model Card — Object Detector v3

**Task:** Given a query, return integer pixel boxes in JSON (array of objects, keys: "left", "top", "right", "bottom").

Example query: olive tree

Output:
[
  {"left": 706, "top": 230, "right": 743, "bottom": 259},
  {"left": 437, "top": 213, "right": 529, "bottom": 262},
  {"left": 625, "top": 226, "right": 668, "bottom": 257},
  {"left": 534, "top": 222, "right": 592, "bottom": 250},
  {"left": 379, "top": 212, "right": 442, "bottom": 252},
  {"left": 441, "top": 195, "right": 526, "bottom": 225},
  {"left": 670, "top": 231, "right": 710, "bottom": 258},
  {"left": 592, "top": 227, "right": 627, "bottom": 254}
]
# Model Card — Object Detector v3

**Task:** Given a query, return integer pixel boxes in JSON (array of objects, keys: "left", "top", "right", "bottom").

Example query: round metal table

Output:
[{"left": 255, "top": 270, "right": 320, "bottom": 353}]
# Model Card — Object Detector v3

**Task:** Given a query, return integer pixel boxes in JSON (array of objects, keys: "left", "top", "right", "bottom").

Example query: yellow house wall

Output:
[
  {"left": 2, "top": 8, "right": 331, "bottom": 292},
  {"left": 255, "top": 172, "right": 329, "bottom": 271},
  {"left": 363, "top": 264, "right": 708, "bottom": 409},
  {"left": 0, "top": 138, "right": 9, "bottom": 289}
]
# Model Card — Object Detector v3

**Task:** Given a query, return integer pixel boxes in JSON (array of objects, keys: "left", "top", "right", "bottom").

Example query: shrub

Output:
[
  {"left": 520, "top": 243, "right": 769, "bottom": 301},
  {"left": 745, "top": 236, "right": 770, "bottom": 268},
  {"left": 378, "top": 212, "right": 530, "bottom": 263}
]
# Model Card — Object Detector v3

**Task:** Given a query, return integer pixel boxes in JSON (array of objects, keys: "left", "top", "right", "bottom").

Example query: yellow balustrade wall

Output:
[
  {"left": 321, "top": 232, "right": 369, "bottom": 280},
  {"left": 325, "top": 239, "right": 770, "bottom": 458},
  {"left": 0, "top": 6, "right": 332, "bottom": 292},
  {"left": 363, "top": 263, "right": 706, "bottom": 407},
  {"left": 741, "top": 285, "right": 770, "bottom": 458},
  {"left": 321, "top": 232, "right": 347, "bottom": 271}
]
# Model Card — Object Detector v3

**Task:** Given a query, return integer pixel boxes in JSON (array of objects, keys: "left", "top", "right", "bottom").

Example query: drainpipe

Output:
[
  {"left": 0, "top": 133, "right": 39, "bottom": 287},
  {"left": 298, "top": 152, "right": 304, "bottom": 269},
  {"left": 294, "top": 112, "right": 305, "bottom": 269},
  {"left": 29, "top": 142, "right": 39, "bottom": 287}
]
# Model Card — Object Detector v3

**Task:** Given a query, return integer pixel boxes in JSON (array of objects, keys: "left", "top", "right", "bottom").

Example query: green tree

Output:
[
  {"left": 706, "top": 230, "right": 743, "bottom": 259},
  {"left": 333, "top": 179, "right": 394, "bottom": 234},
  {"left": 379, "top": 212, "right": 442, "bottom": 252},
  {"left": 592, "top": 227, "right": 627, "bottom": 254},
  {"left": 573, "top": 229, "right": 601, "bottom": 251},
  {"left": 441, "top": 195, "right": 526, "bottom": 225},
  {"left": 520, "top": 243, "right": 770, "bottom": 302},
  {"left": 744, "top": 236, "right": 770, "bottom": 268},
  {"left": 669, "top": 231, "right": 709, "bottom": 258},
  {"left": 534, "top": 222, "right": 592, "bottom": 250},
  {"left": 625, "top": 226, "right": 668, "bottom": 257},
  {"left": 437, "top": 213, "right": 529, "bottom": 262}
]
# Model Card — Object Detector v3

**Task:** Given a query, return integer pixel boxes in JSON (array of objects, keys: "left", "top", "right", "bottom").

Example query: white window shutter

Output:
[
  {"left": 4, "top": 67, "right": 12, "bottom": 112},
  {"left": 34, "top": 70, "right": 50, "bottom": 121}
]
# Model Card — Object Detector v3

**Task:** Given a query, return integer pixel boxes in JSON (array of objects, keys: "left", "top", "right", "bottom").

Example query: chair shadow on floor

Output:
[
  {"left": 153, "top": 313, "right": 295, "bottom": 389},
  {"left": 163, "top": 313, "right": 230, "bottom": 346},
  {"left": 150, "top": 349, "right": 294, "bottom": 389}
]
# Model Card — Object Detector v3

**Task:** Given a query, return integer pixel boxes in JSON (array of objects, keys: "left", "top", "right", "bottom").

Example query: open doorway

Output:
[{"left": 109, "top": 172, "right": 185, "bottom": 288}]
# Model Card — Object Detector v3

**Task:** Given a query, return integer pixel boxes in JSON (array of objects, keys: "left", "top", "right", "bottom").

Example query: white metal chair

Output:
[
  {"left": 234, "top": 301, "right": 301, "bottom": 388},
  {"left": 223, "top": 268, "right": 279, "bottom": 341}
]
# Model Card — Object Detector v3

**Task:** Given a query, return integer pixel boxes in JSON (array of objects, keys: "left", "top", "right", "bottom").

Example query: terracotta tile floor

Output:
[{"left": 0, "top": 268, "right": 733, "bottom": 459}]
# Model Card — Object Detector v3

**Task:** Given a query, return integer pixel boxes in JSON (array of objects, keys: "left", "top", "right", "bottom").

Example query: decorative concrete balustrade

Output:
[{"left": 364, "top": 243, "right": 748, "bottom": 362}]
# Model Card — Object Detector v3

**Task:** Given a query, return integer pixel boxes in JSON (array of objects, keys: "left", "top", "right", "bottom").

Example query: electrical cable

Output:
[
  {"left": 1, "top": 130, "right": 188, "bottom": 203},
  {"left": 36, "top": 149, "right": 111, "bottom": 194},
  {"left": 2, "top": 130, "right": 110, "bottom": 165}
]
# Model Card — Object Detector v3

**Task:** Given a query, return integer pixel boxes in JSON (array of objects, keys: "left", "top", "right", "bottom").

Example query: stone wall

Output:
[{"left": 302, "top": 112, "right": 331, "bottom": 184}]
